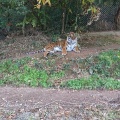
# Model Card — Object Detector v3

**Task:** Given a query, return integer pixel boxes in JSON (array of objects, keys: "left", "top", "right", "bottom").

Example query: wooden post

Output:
[{"left": 61, "top": 12, "right": 65, "bottom": 34}]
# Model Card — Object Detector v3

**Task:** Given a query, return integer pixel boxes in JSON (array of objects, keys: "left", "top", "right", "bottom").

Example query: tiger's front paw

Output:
[
  {"left": 75, "top": 50, "right": 80, "bottom": 53},
  {"left": 74, "top": 49, "right": 80, "bottom": 53},
  {"left": 74, "top": 46, "right": 81, "bottom": 53},
  {"left": 62, "top": 53, "right": 67, "bottom": 56},
  {"left": 62, "top": 52, "right": 67, "bottom": 56},
  {"left": 62, "top": 49, "right": 67, "bottom": 55}
]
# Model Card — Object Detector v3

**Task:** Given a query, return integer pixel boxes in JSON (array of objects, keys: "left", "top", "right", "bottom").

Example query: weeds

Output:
[
  {"left": 50, "top": 70, "right": 65, "bottom": 79},
  {"left": 61, "top": 75, "right": 120, "bottom": 90},
  {"left": 0, "top": 57, "right": 64, "bottom": 87},
  {"left": 88, "top": 50, "right": 120, "bottom": 78},
  {"left": 62, "top": 63, "right": 70, "bottom": 70},
  {"left": 0, "top": 50, "right": 120, "bottom": 89}
]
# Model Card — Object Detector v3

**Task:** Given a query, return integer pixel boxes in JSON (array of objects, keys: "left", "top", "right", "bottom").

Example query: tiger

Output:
[
  {"left": 43, "top": 32, "right": 80, "bottom": 57},
  {"left": 26, "top": 32, "right": 80, "bottom": 57}
]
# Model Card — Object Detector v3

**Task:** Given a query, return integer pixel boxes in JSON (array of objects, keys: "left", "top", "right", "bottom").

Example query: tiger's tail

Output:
[{"left": 26, "top": 49, "right": 44, "bottom": 55}]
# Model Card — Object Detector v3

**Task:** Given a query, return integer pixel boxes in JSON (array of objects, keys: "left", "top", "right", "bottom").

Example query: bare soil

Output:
[
  {"left": 0, "top": 31, "right": 120, "bottom": 60},
  {"left": 0, "top": 87, "right": 120, "bottom": 120},
  {"left": 0, "top": 31, "right": 120, "bottom": 119}
]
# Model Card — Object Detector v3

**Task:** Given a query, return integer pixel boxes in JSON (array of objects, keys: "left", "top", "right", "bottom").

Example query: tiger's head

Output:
[{"left": 67, "top": 32, "right": 77, "bottom": 44}]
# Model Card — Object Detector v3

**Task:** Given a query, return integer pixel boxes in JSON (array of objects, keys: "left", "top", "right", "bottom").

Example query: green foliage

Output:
[
  {"left": 50, "top": 71, "right": 65, "bottom": 79},
  {"left": 62, "top": 75, "right": 120, "bottom": 90},
  {"left": 0, "top": 0, "right": 50, "bottom": 32},
  {"left": 0, "top": 57, "right": 64, "bottom": 87},
  {"left": 17, "top": 6, "right": 50, "bottom": 34},
  {"left": 0, "top": 57, "right": 31, "bottom": 73},
  {"left": 0, "top": 50, "right": 120, "bottom": 89},
  {"left": 18, "top": 66, "right": 48, "bottom": 87},
  {"left": 0, "top": 0, "right": 96, "bottom": 33},
  {"left": 0, "top": 60, "right": 21, "bottom": 76},
  {"left": 0, "top": 0, "right": 120, "bottom": 33},
  {"left": 0, "top": 0, "right": 28, "bottom": 30},
  {"left": 15, "top": 57, "right": 31, "bottom": 67},
  {"left": 62, "top": 63, "right": 70, "bottom": 70},
  {"left": 0, "top": 58, "right": 49, "bottom": 87},
  {"left": 88, "top": 50, "right": 120, "bottom": 78},
  {"left": 61, "top": 50, "right": 120, "bottom": 90}
]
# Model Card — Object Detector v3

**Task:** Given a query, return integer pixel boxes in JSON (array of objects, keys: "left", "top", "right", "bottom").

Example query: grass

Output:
[
  {"left": 87, "top": 50, "right": 120, "bottom": 78},
  {"left": 0, "top": 49, "right": 120, "bottom": 89},
  {"left": 0, "top": 57, "right": 65, "bottom": 87},
  {"left": 61, "top": 75, "right": 120, "bottom": 90}
]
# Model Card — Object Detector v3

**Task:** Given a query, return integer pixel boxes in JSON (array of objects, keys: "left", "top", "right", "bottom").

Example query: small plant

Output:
[
  {"left": 0, "top": 59, "right": 13, "bottom": 73},
  {"left": 88, "top": 50, "right": 120, "bottom": 78},
  {"left": 15, "top": 57, "right": 31, "bottom": 67},
  {"left": 45, "top": 59, "right": 55, "bottom": 67},
  {"left": 50, "top": 70, "right": 65, "bottom": 79},
  {"left": 0, "top": 58, "right": 49, "bottom": 87},
  {"left": 62, "top": 75, "right": 120, "bottom": 90},
  {"left": 18, "top": 66, "right": 49, "bottom": 87},
  {"left": 62, "top": 63, "right": 70, "bottom": 70},
  {"left": 34, "top": 61, "right": 44, "bottom": 70}
]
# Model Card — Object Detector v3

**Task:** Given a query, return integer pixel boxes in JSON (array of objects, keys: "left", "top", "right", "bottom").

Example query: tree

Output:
[{"left": 2, "top": 0, "right": 116, "bottom": 34}]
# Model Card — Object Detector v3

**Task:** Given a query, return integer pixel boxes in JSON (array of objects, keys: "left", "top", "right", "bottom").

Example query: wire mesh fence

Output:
[
  {"left": 87, "top": 4, "right": 120, "bottom": 32},
  {"left": 0, "top": 2, "right": 120, "bottom": 36},
  {"left": 47, "top": 3, "right": 120, "bottom": 33}
]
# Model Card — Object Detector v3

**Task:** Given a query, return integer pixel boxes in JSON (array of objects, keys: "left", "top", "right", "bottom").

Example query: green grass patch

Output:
[
  {"left": 61, "top": 50, "right": 120, "bottom": 90},
  {"left": 0, "top": 49, "right": 120, "bottom": 89},
  {"left": 89, "top": 50, "right": 120, "bottom": 78},
  {"left": 0, "top": 57, "right": 64, "bottom": 87},
  {"left": 61, "top": 75, "right": 120, "bottom": 90}
]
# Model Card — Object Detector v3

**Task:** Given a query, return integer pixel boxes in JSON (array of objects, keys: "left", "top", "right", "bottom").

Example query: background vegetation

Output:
[{"left": 0, "top": 0, "right": 120, "bottom": 35}]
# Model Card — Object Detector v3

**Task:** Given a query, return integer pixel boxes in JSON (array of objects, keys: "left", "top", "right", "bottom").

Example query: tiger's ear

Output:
[
  {"left": 69, "top": 32, "right": 75, "bottom": 37},
  {"left": 70, "top": 32, "right": 74, "bottom": 34}
]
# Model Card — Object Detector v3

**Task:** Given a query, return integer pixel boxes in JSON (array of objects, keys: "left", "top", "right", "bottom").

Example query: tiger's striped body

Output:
[
  {"left": 26, "top": 32, "right": 80, "bottom": 57},
  {"left": 43, "top": 32, "right": 80, "bottom": 57}
]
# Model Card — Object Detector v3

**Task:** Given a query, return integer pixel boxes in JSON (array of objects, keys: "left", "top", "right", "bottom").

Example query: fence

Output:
[
  {"left": 48, "top": 3, "right": 120, "bottom": 33},
  {"left": 87, "top": 4, "right": 120, "bottom": 32},
  {"left": 0, "top": 2, "right": 120, "bottom": 35}
]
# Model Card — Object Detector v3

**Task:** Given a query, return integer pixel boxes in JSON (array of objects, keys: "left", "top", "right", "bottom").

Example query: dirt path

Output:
[
  {"left": 0, "top": 87, "right": 119, "bottom": 109},
  {"left": 0, "top": 87, "right": 120, "bottom": 119}
]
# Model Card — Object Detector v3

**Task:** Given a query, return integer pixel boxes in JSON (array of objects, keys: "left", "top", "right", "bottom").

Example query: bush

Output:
[{"left": 0, "top": 0, "right": 28, "bottom": 31}]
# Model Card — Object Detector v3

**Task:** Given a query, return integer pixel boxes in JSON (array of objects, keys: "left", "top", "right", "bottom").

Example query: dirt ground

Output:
[
  {"left": 0, "top": 87, "right": 120, "bottom": 120},
  {"left": 0, "top": 31, "right": 120, "bottom": 119},
  {"left": 0, "top": 86, "right": 120, "bottom": 120},
  {"left": 0, "top": 31, "right": 120, "bottom": 60}
]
